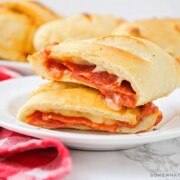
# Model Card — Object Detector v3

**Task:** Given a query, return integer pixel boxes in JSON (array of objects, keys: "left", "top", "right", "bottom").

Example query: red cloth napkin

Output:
[{"left": 0, "top": 66, "right": 72, "bottom": 180}]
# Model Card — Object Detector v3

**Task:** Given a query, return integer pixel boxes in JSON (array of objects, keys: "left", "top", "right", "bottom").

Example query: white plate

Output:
[
  {"left": 0, "top": 76, "right": 180, "bottom": 150},
  {"left": 0, "top": 60, "right": 34, "bottom": 75}
]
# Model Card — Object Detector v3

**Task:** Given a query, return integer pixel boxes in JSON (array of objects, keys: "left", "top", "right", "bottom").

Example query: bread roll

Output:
[
  {"left": 0, "top": 0, "right": 60, "bottom": 61},
  {"left": 112, "top": 18, "right": 180, "bottom": 61},
  {"left": 34, "top": 14, "right": 124, "bottom": 50}
]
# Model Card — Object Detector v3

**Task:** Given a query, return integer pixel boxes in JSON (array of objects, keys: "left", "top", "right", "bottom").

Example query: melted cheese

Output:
[
  {"left": 92, "top": 65, "right": 106, "bottom": 72},
  {"left": 105, "top": 96, "right": 121, "bottom": 111},
  {"left": 68, "top": 57, "right": 91, "bottom": 65},
  {"left": 46, "top": 110, "right": 122, "bottom": 125}
]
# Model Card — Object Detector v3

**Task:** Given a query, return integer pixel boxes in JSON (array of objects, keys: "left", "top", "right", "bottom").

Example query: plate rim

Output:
[{"left": 0, "top": 59, "right": 30, "bottom": 68}]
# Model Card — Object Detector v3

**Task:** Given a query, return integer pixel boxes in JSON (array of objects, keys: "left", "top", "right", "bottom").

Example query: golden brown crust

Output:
[
  {"left": 112, "top": 18, "right": 180, "bottom": 60},
  {"left": 0, "top": 0, "right": 60, "bottom": 61},
  {"left": 31, "top": 81, "right": 85, "bottom": 97},
  {"left": 34, "top": 14, "right": 124, "bottom": 50},
  {"left": 0, "top": 8, "right": 36, "bottom": 61},
  {"left": 0, "top": 0, "right": 60, "bottom": 26}
]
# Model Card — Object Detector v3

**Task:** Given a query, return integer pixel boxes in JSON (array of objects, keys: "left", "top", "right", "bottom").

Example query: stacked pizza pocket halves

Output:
[
  {"left": 18, "top": 36, "right": 180, "bottom": 133},
  {"left": 17, "top": 82, "right": 162, "bottom": 134}
]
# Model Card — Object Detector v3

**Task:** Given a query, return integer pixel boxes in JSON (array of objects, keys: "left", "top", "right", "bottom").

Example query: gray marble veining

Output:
[
  {"left": 123, "top": 138, "right": 180, "bottom": 173},
  {"left": 65, "top": 138, "right": 180, "bottom": 180}
]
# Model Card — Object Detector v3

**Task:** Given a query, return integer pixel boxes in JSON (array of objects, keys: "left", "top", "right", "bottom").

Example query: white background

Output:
[{"left": 39, "top": 0, "right": 180, "bottom": 20}]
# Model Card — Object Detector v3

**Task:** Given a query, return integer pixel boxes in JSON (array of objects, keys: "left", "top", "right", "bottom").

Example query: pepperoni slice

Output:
[
  {"left": 27, "top": 103, "right": 162, "bottom": 133},
  {"left": 45, "top": 60, "right": 136, "bottom": 108}
]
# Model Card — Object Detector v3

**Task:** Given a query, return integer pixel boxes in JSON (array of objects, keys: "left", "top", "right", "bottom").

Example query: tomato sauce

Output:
[{"left": 45, "top": 60, "right": 136, "bottom": 109}]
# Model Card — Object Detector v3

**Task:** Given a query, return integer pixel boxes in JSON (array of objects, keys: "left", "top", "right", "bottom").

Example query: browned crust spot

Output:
[
  {"left": 175, "top": 25, "right": 180, "bottom": 33},
  {"left": 129, "top": 27, "right": 141, "bottom": 37},
  {"left": 176, "top": 57, "right": 180, "bottom": 62},
  {"left": 82, "top": 13, "right": 93, "bottom": 21},
  {"left": 117, "top": 18, "right": 126, "bottom": 24}
]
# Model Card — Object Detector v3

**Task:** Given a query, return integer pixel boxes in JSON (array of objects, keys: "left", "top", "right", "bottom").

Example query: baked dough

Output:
[
  {"left": 112, "top": 18, "right": 180, "bottom": 60},
  {"left": 1, "top": 0, "right": 60, "bottom": 26},
  {"left": 0, "top": 0, "right": 59, "bottom": 61},
  {"left": 34, "top": 14, "right": 124, "bottom": 50},
  {"left": 28, "top": 35, "right": 180, "bottom": 106},
  {"left": 17, "top": 82, "right": 161, "bottom": 134}
]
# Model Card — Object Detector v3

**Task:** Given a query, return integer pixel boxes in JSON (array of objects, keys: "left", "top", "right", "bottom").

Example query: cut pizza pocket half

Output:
[
  {"left": 17, "top": 82, "right": 162, "bottom": 134},
  {"left": 28, "top": 36, "right": 180, "bottom": 110}
]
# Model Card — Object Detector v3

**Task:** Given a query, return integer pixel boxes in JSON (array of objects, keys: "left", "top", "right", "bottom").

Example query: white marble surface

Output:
[{"left": 65, "top": 138, "right": 180, "bottom": 180}]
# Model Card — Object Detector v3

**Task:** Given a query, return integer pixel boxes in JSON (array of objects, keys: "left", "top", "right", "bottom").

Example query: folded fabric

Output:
[
  {"left": 0, "top": 67, "right": 72, "bottom": 180},
  {"left": 0, "top": 128, "right": 72, "bottom": 180}
]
